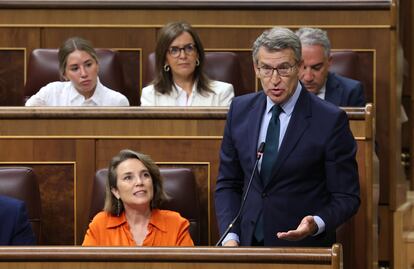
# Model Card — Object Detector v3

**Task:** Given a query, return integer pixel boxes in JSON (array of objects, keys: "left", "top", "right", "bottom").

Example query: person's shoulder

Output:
[
  {"left": 100, "top": 84, "right": 124, "bottom": 97},
  {"left": 0, "top": 195, "right": 23, "bottom": 215},
  {"left": 155, "top": 209, "right": 187, "bottom": 222},
  {"left": 91, "top": 211, "right": 111, "bottom": 223},
  {"left": 232, "top": 91, "right": 263, "bottom": 105},
  {"left": 307, "top": 88, "right": 344, "bottom": 114},
  {"left": 210, "top": 80, "right": 233, "bottom": 89},
  {"left": 141, "top": 84, "right": 156, "bottom": 94},
  {"left": 0, "top": 195, "right": 22, "bottom": 207},
  {"left": 98, "top": 83, "right": 130, "bottom": 105},
  {"left": 39, "top": 81, "right": 70, "bottom": 92},
  {"left": 329, "top": 72, "right": 361, "bottom": 88}
]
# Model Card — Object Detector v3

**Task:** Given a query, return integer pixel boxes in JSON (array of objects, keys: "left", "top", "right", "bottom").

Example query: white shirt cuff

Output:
[
  {"left": 313, "top": 215, "right": 326, "bottom": 236},
  {"left": 222, "top": 232, "right": 240, "bottom": 246}
]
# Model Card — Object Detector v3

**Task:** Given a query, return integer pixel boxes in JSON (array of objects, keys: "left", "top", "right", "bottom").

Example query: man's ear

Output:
[{"left": 327, "top": 55, "right": 333, "bottom": 67}]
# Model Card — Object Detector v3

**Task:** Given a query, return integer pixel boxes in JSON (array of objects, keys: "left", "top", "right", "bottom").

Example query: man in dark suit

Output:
[
  {"left": 215, "top": 27, "right": 360, "bottom": 247},
  {"left": 295, "top": 27, "right": 366, "bottom": 107},
  {"left": 0, "top": 195, "right": 36, "bottom": 245}
]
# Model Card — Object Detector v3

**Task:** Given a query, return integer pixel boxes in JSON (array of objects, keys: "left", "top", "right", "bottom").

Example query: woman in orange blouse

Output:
[{"left": 82, "top": 149, "right": 194, "bottom": 246}]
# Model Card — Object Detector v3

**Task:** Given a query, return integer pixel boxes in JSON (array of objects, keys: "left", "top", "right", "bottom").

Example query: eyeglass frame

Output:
[
  {"left": 257, "top": 62, "right": 298, "bottom": 78},
  {"left": 167, "top": 43, "right": 197, "bottom": 58}
]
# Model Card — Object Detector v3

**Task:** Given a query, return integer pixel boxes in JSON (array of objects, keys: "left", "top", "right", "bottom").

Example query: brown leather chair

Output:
[
  {"left": 330, "top": 50, "right": 372, "bottom": 103},
  {"left": 0, "top": 167, "right": 42, "bottom": 244},
  {"left": 144, "top": 51, "right": 246, "bottom": 97},
  {"left": 330, "top": 51, "right": 360, "bottom": 80},
  {"left": 89, "top": 167, "right": 201, "bottom": 245},
  {"left": 24, "top": 48, "right": 125, "bottom": 101}
]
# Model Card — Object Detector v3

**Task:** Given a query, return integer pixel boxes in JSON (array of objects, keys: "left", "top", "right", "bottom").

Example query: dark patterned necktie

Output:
[
  {"left": 260, "top": 105, "right": 282, "bottom": 185},
  {"left": 254, "top": 104, "right": 282, "bottom": 243}
]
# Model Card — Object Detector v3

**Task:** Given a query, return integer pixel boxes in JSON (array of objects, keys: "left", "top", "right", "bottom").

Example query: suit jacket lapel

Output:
[
  {"left": 247, "top": 92, "right": 267, "bottom": 189},
  {"left": 325, "top": 72, "right": 343, "bottom": 106},
  {"left": 265, "top": 89, "right": 312, "bottom": 188}
]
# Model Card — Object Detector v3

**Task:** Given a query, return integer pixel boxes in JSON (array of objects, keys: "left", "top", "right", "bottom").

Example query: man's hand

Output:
[
  {"left": 276, "top": 215, "right": 318, "bottom": 241},
  {"left": 223, "top": 239, "right": 239, "bottom": 247}
]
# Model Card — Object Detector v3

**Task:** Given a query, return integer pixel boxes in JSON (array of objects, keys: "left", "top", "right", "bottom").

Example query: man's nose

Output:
[
  {"left": 301, "top": 68, "right": 314, "bottom": 81},
  {"left": 270, "top": 70, "right": 281, "bottom": 83}
]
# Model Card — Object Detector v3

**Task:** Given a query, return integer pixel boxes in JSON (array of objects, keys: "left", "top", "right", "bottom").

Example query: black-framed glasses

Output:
[
  {"left": 168, "top": 44, "right": 197, "bottom": 58},
  {"left": 257, "top": 62, "right": 297, "bottom": 77}
]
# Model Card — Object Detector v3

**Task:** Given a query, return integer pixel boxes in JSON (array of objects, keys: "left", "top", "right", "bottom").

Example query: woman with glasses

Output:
[{"left": 140, "top": 21, "right": 234, "bottom": 106}]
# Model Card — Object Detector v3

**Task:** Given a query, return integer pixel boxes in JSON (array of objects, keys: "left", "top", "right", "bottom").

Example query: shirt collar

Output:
[
  {"left": 68, "top": 78, "right": 102, "bottom": 105},
  {"left": 173, "top": 81, "right": 197, "bottom": 94},
  {"left": 316, "top": 82, "right": 326, "bottom": 100},
  {"left": 265, "top": 82, "right": 302, "bottom": 116},
  {"left": 148, "top": 209, "right": 167, "bottom": 232},
  {"left": 106, "top": 211, "right": 127, "bottom": 228},
  {"left": 106, "top": 209, "right": 167, "bottom": 233}
]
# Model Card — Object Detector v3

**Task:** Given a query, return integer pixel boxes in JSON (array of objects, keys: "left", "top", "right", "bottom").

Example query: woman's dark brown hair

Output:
[{"left": 152, "top": 21, "right": 213, "bottom": 96}]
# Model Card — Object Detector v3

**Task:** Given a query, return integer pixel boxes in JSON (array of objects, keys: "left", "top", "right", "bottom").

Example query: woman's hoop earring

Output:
[
  {"left": 163, "top": 64, "right": 170, "bottom": 72},
  {"left": 195, "top": 59, "right": 200, "bottom": 66}
]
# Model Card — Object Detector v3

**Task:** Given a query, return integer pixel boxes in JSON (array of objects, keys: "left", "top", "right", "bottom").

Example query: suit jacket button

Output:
[{"left": 262, "top": 192, "right": 267, "bottom": 198}]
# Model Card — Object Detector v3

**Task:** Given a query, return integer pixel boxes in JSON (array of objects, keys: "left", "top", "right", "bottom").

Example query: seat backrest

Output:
[
  {"left": 330, "top": 51, "right": 359, "bottom": 80},
  {"left": 0, "top": 167, "right": 42, "bottom": 244},
  {"left": 330, "top": 50, "right": 373, "bottom": 102},
  {"left": 24, "top": 48, "right": 125, "bottom": 100},
  {"left": 144, "top": 51, "right": 246, "bottom": 97},
  {"left": 89, "top": 167, "right": 201, "bottom": 245}
]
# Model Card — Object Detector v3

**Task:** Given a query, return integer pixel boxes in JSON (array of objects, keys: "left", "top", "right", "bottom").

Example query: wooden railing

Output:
[{"left": 0, "top": 244, "right": 342, "bottom": 269}]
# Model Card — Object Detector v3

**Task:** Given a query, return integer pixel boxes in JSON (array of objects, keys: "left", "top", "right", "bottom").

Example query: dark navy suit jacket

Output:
[
  {"left": 325, "top": 72, "right": 366, "bottom": 107},
  {"left": 215, "top": 88, "right": 360, "bottom": 247},
  {"left": 0, "top": 195, "right": 36, "bottom": 245}
]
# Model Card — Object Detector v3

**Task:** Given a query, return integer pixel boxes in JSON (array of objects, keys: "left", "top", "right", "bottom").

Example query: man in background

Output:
[{"left": 296, "top": 27, "right": 366, "bottom": 107}]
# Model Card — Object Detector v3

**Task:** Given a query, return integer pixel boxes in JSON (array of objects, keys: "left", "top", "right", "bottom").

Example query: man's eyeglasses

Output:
[
  {"left": 257, "top": 63, "right": 297, "bottom": 77},
  {"left": 168, "top": 44, "right": 197, "bottom": 58}
]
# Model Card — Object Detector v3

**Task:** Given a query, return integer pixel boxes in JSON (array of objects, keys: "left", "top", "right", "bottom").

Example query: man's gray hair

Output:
[
  {"left": 252, "top": 27, "right": 302, "bottom": 65},
  {"left": 295, "top": 27, "right": 331, "bottom": 57}
]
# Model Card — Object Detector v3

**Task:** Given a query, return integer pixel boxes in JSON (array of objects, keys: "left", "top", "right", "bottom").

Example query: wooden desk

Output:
[{"left": 0, "top": 244, "right": 342, "bottom": 269}]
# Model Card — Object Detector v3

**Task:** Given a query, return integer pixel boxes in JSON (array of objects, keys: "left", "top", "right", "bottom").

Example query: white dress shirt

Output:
[{"left": 25, "top": 78, "right": 129, "bottom": 106}]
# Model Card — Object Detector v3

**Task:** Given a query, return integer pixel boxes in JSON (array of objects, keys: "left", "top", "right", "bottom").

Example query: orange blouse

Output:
[{"left": 82, "top": 209, "right": 194, "bottom": 246}]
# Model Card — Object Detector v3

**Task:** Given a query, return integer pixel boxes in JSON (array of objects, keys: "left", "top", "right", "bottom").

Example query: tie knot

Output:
[{"left": 272, "top": 105, "right": 282, "bottom": 118}]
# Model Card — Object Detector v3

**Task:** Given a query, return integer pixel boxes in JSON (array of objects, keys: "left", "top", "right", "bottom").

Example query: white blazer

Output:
[{"left": 140, "top": 80, "right": 234, "bottom": 106}]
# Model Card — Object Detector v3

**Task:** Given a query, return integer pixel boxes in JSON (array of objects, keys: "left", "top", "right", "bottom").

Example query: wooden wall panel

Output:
[
  {"left": 0, "top": 8, "right": 391, "bottom": 26},
  {"left": 117, "top": 50, "right": 142, "bottom": 106},
  {"left": 0, "top": 49, "right": 25, "bottom": 106},
  {"left": 0, "top": 163, "right": 75, "bottom": 245}
]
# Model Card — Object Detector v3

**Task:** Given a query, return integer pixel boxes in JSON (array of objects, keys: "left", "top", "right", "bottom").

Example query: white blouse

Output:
[
  {"left": 140, "top": 80, "right": 234, "bottom": 107},
  {"left": 25, "top": 78, "right": 129, "bottom": 106}
]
